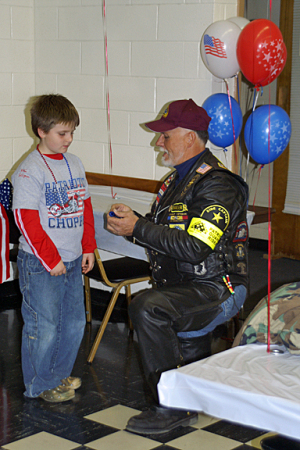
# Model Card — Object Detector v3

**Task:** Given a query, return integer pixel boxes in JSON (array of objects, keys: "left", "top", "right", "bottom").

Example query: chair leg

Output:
[
  {"left": 125, "top": 285, "right": 134, "bottom": 331},
  {"left": 84, "top": 276, "right": 92, "bottom": 323},
  {"left": 87, "top": 285, "right": 123, "bottom": 364}
]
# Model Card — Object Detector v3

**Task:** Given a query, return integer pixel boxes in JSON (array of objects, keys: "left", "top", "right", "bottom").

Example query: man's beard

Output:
[{"left": 158, "top": 148, "right": 173, "bottom": 167}]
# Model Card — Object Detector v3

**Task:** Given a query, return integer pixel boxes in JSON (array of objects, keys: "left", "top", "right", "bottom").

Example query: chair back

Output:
[{"left": 93, "top": 248, "right": 118, "bottom": 288}]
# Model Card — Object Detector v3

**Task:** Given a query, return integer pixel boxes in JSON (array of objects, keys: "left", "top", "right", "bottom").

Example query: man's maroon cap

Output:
[{"left": 145, "top": 99, "right": 211, "bottom": 132}]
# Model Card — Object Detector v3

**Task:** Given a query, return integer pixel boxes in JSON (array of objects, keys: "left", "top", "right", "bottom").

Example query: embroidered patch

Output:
[
  {"left": 187, "top": 217, "right": 223, "bottom": 250},
  {"left": 235, "top": 243, "right": 246, "bottom": 260},
  {"left": 200, "top": 205, "right": 230, "bottom": 231},
  {"left": 237, "top": 262, "right": 247, "bottom": 275},
  {"left": 216, "top": 156, "right": 229, "bottom": 170},
  {"left": 169, "top": 224, "right": 185, "bottom": 230},
  {"left": 233, "top": 221, "right": 248, "bottom": 242},
  {"left": 196, "top": 163, "right": 212, "bottom": 174},
  {"left": 169, "top": 203, "right": 188, "bottom": 213},
  {"left": 168, "top": 215, "right": 188, "bottom": 222},
  {"left": 162, "top": 106, "right": 169, "bottom": 118}
]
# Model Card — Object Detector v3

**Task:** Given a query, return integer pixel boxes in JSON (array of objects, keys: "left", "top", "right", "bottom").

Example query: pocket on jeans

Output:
[
  {"left": 22, "top": 299, "right": 38, "bottom": 340},
  {"left": 17, "top": 256, "right": 26, "bottom": 295},
  {"left": 28, "top": 257, "right": 46, "bottom": 275}
]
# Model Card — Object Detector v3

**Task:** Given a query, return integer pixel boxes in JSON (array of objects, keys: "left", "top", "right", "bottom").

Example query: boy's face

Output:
[{"left": 38, "top": 123, "right": 75, "bottom": 155}]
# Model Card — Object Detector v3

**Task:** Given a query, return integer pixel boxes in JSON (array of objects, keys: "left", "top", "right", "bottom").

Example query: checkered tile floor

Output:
[
  {"left": 1, "top": 404, "right": 275, "bottom": 450},
  {"left": 0, "top": 291, "right": 282, "bottom": 450}
]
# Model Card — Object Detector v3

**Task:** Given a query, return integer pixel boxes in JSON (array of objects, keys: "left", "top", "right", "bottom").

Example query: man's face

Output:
[{"left": 155, "top": 128, "right": 190, "bottom": 167}]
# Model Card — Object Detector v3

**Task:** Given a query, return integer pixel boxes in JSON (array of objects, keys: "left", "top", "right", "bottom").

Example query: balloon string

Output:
[
  {"left": 252, "top": 164, "right": 263, "bottom": 209},
  {"left": 103, "top": 0, "right": 116, "bottom": 199},
  {"left": 267, "top": 156, "right": 272, "bottom": 353},
  {"left": 236, "top": 75, "right": 243, "bottom": 178},
  {"left": 224, "top": 79, "right": 237, "bottom": 167},
  {"left": 267, "top": 78, "right": 272, "bottom": 353},
  {"left": 244, "top": 150, "right": 250, "bottom": 183},
  {"left": 253, "top": 89, "right": 260, "bottom": 112},
  {"left": 236, "top": 75, "right": 240, "bottom": 105}
]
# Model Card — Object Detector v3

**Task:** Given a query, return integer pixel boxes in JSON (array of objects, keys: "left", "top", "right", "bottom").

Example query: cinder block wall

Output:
[{"left": 0, "top": 0, "right": 238, "bottom": 184}]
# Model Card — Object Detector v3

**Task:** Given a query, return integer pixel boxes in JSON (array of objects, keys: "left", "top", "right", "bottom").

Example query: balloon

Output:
[
  {"left": 259, "top": 41, "right": 287, "bottom": 87},
  {"left": 236, "top": 19, "right": 286, "bottom": 87},
  {"left": 200, "top": 20, "right": 241, "bottom": 79},
  {"left": 227, "top": 16, "right": 250, "bottom": 30},
  {"left": 244, "top": 105, "right": 291, "bottom": 164},
  {"left": 202, "top": 93, "right": 243, "bottom": 148}
]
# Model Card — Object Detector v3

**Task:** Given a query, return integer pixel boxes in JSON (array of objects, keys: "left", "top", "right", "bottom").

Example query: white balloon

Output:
[
  {"left": 228, "top": 16, "right": 250, "bottom": 30},
  {"left": 200, "top": 20, "right": 241, "bottom": 79}
]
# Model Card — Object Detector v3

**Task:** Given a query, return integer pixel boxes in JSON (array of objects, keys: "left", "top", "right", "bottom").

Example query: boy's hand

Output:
[
  {"left": 82, "top": 252, "right": 95, "bottom": 274},
  {"left": 50, "top": 260, "right": 66, "bottom": 276}
]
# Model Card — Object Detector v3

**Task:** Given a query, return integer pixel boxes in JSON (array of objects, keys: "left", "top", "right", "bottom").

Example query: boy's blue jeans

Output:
[{"left": 17, "top": 249, "right": 86, "bottom": 398}]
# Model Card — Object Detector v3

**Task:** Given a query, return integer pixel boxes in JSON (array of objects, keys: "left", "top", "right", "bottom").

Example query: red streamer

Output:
[
  {"left": 103, "top": 0, "right": 116, "bottom": 199},
  {"left": 267, "top": 0, "right": 273, "bottom": 353}
]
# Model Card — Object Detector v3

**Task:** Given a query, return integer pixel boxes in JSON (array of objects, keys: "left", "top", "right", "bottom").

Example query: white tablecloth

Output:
[
  {"left": 158, "top": 343, "right": 300, "bottom": 440},
  {"left": 90, "top": 185, "right": 155, "bottom": 261}
]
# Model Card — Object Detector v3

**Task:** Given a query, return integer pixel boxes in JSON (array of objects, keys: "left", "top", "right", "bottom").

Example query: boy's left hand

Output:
[{"left": 82, "top": 252, "right": 95, "bottom": 274}]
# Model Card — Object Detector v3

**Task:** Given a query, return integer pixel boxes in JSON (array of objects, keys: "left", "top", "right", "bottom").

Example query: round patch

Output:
[{"left": 200, "top": 205, "right": 230, "bottom": 231}]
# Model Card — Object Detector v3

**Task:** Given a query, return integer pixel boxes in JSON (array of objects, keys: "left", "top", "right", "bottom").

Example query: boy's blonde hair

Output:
[{"left": 30, "top": 94, "right": 80, "bottom": 138}]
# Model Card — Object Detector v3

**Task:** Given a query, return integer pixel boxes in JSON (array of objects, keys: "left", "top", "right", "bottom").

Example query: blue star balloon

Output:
[
  {"left": 202, "top": 93, "right": 243, "bottom": 148},
  {"left": 0, "top": 178, "right": 12, "bottom": 211},
  {"left": 244, "top": 105, "right": 291, "bottom": 164}
]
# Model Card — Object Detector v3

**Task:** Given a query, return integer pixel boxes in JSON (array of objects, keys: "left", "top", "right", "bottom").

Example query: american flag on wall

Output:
[
  {"left": 204, "top": 34, "right": 227, "bottom": 59},
  {"left": 0, "top": 203, "right": 10, "bottom": 284}
]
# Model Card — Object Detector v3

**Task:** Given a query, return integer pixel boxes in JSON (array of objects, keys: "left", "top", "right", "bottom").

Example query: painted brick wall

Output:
[{"left": 33, "top": 0, "right": 237, "bottom": 181}]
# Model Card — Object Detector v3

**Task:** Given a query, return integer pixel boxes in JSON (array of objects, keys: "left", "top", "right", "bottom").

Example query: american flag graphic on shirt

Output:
[
  {"left": 204, "top": 34, "right": 227, "bottom": 59},
  {"left": 45, "top": 183, "right": 85, "bottom": 220}
]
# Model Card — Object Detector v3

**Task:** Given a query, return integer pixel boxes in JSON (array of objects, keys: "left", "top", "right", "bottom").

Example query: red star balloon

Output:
[{"left": 236, "top": 19, "right": 287, "bottom": 88}]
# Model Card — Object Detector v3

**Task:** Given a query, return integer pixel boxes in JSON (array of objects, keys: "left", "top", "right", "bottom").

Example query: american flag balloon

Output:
[{"left": 200, "top": 20, "right": 241, "bottom": 79}]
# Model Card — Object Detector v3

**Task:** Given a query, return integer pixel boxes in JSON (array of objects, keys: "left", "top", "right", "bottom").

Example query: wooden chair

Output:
[{"left": 84, "top": 248, "right": 152, "bottom": 363}]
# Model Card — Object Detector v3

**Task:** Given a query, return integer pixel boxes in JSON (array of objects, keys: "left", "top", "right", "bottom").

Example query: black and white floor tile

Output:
[{"left": 3, "top": 245, "right": 300, "bottom": 450}]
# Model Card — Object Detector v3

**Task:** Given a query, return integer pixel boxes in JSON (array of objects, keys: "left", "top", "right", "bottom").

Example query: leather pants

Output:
[{"left": 129, "top": 280, "right": 228, "bottom": 403}]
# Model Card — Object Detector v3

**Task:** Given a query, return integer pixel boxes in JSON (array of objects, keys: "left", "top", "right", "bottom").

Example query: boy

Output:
[{"left": 12, "top": 94, "right": 97, "bottom": 402}]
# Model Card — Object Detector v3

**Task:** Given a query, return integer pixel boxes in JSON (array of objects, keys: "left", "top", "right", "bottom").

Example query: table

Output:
[
  {"left": 158, "top": 343, "right": 300, "bottom": 440},
  {"left": 90, "top": 185, "right": 155, "bottom": 261}
]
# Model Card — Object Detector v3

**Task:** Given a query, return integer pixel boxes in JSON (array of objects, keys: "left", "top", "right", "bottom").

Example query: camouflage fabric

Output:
[{"left": 233, "top": 282, "right": 300, "bottom": 354}]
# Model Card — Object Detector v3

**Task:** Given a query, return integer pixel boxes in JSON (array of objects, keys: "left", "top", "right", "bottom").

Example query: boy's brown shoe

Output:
[
  {"left": 60, "top": 376, "right": 82, "bottom": 390},
  {"left": 39, "top": 385, "right": 75, "bottom": 403}
]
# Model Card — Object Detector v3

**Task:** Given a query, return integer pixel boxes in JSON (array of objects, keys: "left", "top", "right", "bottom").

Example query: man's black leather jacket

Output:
[{"left": 132, "top": 149, "right": 249, "bottom": 293}]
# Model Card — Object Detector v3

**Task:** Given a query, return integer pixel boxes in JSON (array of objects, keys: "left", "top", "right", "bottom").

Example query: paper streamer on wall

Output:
[{"left": 103, "top": 0, "right": 116, "bottom": 198}]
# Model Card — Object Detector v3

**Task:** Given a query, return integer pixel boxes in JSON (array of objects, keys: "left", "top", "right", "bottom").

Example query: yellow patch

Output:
[
  {"left": 215, "top": 156, "right": 229, "bottom": 170},
  {"left": 188, "top": 217, "right": 223, "bottom": 249},
  {"left": 169, "top": 203, "right": 188, "bottom": 213},
  {"left": 169, "top": 224, "right": 185, "bottom": 230}
]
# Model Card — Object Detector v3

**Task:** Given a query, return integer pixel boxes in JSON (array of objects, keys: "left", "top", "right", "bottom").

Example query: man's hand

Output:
[
  {"left": 50, "top": 260, "right": 66, "bottom": 276},
  {"left": 82, "top": 252, "right": 95, "bottom": 274},
  {"left": 107, "top": 203, "right": 139, "bottom": 236}
]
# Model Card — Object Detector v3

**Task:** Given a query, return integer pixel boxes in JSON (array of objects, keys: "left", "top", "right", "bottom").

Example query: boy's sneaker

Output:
[
  {"left": 39, "top": 385, "right": 75, "bottom": 403},
  {"left": 60, "top": 376, "right": 82, "bottom": 390}
]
